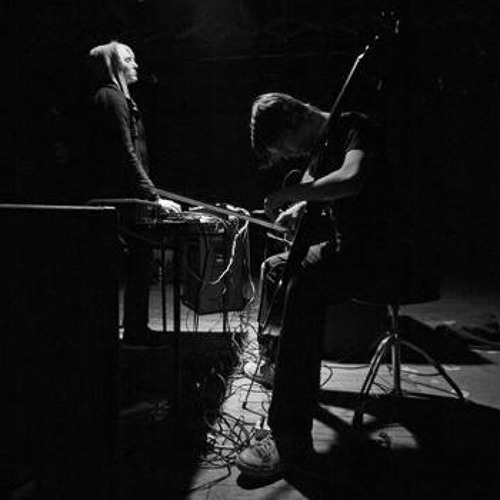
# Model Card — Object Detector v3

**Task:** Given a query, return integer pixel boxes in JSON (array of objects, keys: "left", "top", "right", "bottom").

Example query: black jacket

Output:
[{"left": 86, "top": 83, "right": 157, "bottom": 201}]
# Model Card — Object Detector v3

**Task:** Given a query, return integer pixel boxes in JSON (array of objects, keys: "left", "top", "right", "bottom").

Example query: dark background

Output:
[{"left": 3, "top": 0, "right": 500, "bottom": 272}]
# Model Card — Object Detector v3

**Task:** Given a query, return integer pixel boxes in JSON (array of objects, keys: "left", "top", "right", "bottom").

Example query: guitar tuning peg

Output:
[{"left": 394, "top": 18, "right": 400, "bottom": 35}]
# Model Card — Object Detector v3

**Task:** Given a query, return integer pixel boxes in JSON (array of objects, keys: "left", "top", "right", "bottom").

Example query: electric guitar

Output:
[{"left": 280, "top": 13, "right": 398, "bottom": 286}]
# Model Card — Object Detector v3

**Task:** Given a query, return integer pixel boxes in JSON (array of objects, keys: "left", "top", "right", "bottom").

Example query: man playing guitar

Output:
[{"left": 237, "top": 92, "right": 406, "bottom": 477}]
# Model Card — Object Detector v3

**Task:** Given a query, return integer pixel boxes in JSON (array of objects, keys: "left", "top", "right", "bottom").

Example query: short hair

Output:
[{"left": 250, "top": 93, "right": 317, "bottom": 162}]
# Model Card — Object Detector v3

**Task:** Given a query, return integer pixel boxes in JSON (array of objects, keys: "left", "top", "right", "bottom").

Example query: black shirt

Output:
[
  {"left": 86, "top": 83, "right": 157, "bottom": 200},
  {"left": 309, "top": 111, "right": 404, "bottom": 264}
]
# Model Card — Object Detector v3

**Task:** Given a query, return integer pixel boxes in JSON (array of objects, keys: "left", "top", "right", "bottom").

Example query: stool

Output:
[{"left": 352, "top": 289, "right": 465, "bottom": 427}]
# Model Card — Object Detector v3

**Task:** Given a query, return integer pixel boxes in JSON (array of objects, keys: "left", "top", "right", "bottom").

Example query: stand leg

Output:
[
  {"left": 389, "top": 304, "right": 402, "bottom": 397},
  {"left": 222, "top": 285, "right": 228, "bottom": 334},
  {"left": 354, "top": 304, "right": 465, "bottom": 428},
  {"left": 172, "top": 237, "right": 182, "bottom": 413},
  {"left": 353, "top": 335, "right": 393, "bottom": 426},
  {"left": 359, "top": 335, "right": 392, "bottom": 397},
  {"left": 160, "top": 240, "right": 167, "bottom": 334},
  {"left": 391, "top": 335, "right": 403, "bottom": 397},
  {"left": 242, "top": 353, "right": 265, "bottom": 410},
  {"left": 399, "top": 339, "right": 465, "bottom": 401}
]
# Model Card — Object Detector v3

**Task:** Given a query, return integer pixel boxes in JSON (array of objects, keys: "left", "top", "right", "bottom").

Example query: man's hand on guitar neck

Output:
[
  {"left": 264, "top": 182, "right": 308, "bottom": 219},
  {"left": 272, "top": 201, "right": 307, "bottom": 235}
]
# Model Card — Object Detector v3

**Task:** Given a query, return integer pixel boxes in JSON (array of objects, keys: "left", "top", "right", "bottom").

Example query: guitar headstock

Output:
[
  {"left": 367, "top": 8, "right": 401, "bottom": 49},
  {"left": 356, "top": 8, "right": 400, "bottom": 61},
  {"left": 380, "top": 9, "right": 401, "bottom": 37}
]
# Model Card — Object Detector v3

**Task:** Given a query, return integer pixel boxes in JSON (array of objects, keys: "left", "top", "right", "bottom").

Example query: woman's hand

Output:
[{"left": 158, "top": 198, "right": 182, "bottom": 213}]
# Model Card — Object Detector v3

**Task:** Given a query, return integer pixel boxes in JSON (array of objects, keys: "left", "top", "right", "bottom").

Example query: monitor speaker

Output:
[{"left": 182, "top": 221, "right": 250, "bottom": 314}]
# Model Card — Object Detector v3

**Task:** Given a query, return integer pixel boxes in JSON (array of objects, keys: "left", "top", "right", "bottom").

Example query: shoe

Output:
[
  {"left": 236, "top": 434, "right": 283, "bottom": 478},
  {"left": 236, "top": 433, "right": 313, "bottom": 478},
  {"left": 122, "top": 328, "right": 169, "bottom": 349},
  {"left": 243, "top": 360, "right": 275, "bottom": 388}
]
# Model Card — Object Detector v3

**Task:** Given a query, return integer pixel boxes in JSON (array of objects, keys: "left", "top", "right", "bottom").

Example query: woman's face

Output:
[{"left": 116, "top": 45, "right": 138, "bottom": 85}]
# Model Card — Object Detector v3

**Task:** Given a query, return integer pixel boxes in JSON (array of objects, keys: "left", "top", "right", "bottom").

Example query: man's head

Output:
[
  {"left": 250, "top": 93, "right": 324, "bottom": 165},
  {"left": 87, "top": 41, "right": 139, "bottom": 96}
]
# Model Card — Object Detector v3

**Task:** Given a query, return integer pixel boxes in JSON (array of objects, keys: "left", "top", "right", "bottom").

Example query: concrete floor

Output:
[{"left": 114, "top": 267, "right": 500, "bottom": 499}]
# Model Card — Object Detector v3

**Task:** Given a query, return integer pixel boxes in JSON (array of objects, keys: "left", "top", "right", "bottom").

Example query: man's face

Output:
[
  {"left": 117, "top": 45, "right": 138, "bottom": 85},
  {"left": 267, "top": 123, "right": 311, "bottom": 162}
]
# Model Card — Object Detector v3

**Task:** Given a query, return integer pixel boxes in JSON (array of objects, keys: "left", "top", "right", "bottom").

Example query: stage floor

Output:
[{"left": 109, "top": 267, "right": 500, "bottom": 500}]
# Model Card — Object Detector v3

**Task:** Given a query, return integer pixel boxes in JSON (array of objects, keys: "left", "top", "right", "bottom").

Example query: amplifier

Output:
[{"left": 182, "top": 219, "right": 250, "bottom": 314}]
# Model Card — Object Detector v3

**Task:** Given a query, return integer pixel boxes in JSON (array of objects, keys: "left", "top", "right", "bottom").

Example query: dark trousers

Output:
[
  {"left": 122, "top": 237, "right": 154, "bottom": 340},
  {"left": 267, "top": 241, "right": 371, "bottom": 437},
  {"left": 256, "top": 253, "right": 286, "bottom": 362}
]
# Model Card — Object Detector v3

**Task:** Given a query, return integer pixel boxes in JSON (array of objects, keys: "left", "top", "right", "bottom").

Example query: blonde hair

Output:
[{"left": 87, "top": 41, "right": 132, "bottom": 98}]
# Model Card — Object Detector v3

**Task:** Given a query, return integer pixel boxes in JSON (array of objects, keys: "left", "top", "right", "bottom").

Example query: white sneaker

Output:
[
  {"left": 236, "top": 433, "right": 314, "bottom": 478},
  {"left": 236, "top": 434, "right": 283, "bottom": 478}
]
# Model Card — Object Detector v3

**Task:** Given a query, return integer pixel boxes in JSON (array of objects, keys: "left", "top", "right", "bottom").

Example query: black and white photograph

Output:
[{"left": 3, "top": 1, "right": 500, "bottom": 499}]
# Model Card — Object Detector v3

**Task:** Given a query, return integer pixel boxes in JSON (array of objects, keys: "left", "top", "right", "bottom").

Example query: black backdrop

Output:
[{"left": 4, "top": 0, "right": 500, "bottom": 271}]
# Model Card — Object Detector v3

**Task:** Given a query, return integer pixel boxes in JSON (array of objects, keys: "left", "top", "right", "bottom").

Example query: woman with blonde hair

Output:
[
  {"left": 86, "top": 40, "right": 179, "bottom": 205},
  {"left": 86, "top": 41, "right": 178, "bottom": 346}
]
